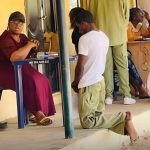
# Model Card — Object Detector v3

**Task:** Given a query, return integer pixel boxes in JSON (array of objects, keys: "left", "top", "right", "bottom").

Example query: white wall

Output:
[
  {"left": 138, "top": 0, "right": 150, "bottom": 14},
  {"left": 0, "top": 90, "right": 17, "bottom": 121}
]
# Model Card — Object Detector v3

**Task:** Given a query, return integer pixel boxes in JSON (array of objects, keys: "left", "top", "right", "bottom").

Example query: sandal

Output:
[
  {"left": 35, "top": 112, "right": 53, "bottom": 126},
  {"left": 37, "top": 117, "right": 53, "bottom": 126}
]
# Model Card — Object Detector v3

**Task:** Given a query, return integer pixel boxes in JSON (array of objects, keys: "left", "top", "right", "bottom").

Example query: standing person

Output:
[
  {"left": 71, "top": 10, "right": 138, "bottom": 143},
  {"left": 0, "top": 11, "right": 56, "bottom": 126},
  {"left": 69, "top": 7, "right": 85, "bottom": 54},
  {"left": 80, "top": 0, "right": 136, "bottom": 105}
]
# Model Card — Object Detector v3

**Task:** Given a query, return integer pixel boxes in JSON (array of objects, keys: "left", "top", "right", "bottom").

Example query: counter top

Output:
[{"left": 128, "top": 39, "right": 150, "bottom": 44}]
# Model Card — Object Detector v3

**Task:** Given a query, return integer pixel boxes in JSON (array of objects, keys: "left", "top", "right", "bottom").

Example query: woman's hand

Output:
[{"left": 28, "top": 39, "right": 39, "bottom": 50}]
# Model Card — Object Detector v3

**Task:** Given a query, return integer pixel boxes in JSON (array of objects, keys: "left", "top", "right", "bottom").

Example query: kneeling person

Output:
[{"left": 71, "top": 9, "right": 138, "bottom": 142}]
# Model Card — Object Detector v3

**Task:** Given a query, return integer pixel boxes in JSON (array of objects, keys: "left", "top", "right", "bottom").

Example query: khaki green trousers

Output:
[
  {"left": 78, "top": 79, "right": 126, "bottom": 135},
  {"left": 104, "top": 43, "right": 131, "bottom": 98}
]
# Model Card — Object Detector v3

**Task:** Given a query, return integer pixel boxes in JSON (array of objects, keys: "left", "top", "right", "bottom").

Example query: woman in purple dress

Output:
[{"left": 0, "top": 11, "right": 56, "bottom": 125}]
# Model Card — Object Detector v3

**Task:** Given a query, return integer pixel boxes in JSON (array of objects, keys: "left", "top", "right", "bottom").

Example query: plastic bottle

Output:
[{"left": 36, "top": 52, "right": 49, "bottom": 59}]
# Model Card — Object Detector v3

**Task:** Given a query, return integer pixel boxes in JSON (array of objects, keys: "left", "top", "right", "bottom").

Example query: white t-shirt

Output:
[{"left": 78, "top": 30, "right": 109, "bottom": 88}]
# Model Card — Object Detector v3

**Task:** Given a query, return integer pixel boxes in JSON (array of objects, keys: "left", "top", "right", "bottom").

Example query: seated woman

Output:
[
  {"left": 0, "top": 11, "right": 56, "bottom": 125},
  {"left": 125, "top": 7, "right": 150, "bottom": 98},
  {"left": 114, "top": 8, "right": 150, "bottom": 98},
  {"left": 128, "top": 7, "right": 150, "bottom": 41}
]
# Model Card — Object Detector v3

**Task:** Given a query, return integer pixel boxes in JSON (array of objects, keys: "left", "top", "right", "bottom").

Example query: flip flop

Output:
[{"left": 37, "top": 117, "right": 52, "bottom": 126}]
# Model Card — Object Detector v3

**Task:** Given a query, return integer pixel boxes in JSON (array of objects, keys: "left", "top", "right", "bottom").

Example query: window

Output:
[{"left": 70, "top": 0, "right": 79, "bottom": 9}]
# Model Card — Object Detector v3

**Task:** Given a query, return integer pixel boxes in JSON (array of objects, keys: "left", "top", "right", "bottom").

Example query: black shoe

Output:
[
  {"left": 0, "top": 122, "right": 7, "bottom": 130},
  {"left": 139, "top": 95, "right": 150, "bottom": 99}
]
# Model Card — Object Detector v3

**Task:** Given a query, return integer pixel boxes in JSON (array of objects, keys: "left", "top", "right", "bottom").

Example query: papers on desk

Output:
[
  {"left": 49, "top": 52, "right": 59, "bottom": 57},
  {"left": 142, "top": 37, "right": 150, "bottom": 41}
]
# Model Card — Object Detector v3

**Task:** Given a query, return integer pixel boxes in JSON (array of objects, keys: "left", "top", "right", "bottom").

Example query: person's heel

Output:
[{"left": 125, "top": 111, "right": 131, "bottom": 121}]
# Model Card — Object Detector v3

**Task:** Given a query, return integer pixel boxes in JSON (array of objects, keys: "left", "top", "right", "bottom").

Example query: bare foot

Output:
[
  {"left": 125, "top": 111, "right": 131, "bottom": 121},
  {"left": 125, "top": 112, "right": 139, "bottom": 144}
]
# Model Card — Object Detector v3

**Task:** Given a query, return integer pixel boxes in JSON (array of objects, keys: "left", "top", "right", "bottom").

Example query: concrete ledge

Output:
[
  {"left": 61, "top": 129, "right": 129, "bottom": 150},
  {"left": 62, "top": 100, "right": 150, "bottom": 150}
]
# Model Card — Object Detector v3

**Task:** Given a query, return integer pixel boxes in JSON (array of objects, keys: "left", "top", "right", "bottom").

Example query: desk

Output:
[
  {"left": 12, "top": 57, "right": 59, "bottom": 128},
  {"left": 12, "top": 56, "right": 77, "bottom": 129},
  {"left": 127, "top": 40, "right": 150, "bottom": 87}
]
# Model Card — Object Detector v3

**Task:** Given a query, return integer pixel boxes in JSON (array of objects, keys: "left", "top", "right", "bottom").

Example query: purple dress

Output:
[{"left": 0, "top": 30, "right": 56, "bottom": 116}]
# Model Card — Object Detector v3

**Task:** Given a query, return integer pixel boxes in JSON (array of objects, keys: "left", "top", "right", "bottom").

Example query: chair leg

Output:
[{"left": 24, "top": 107, "right": 29, "bottom": 125}]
